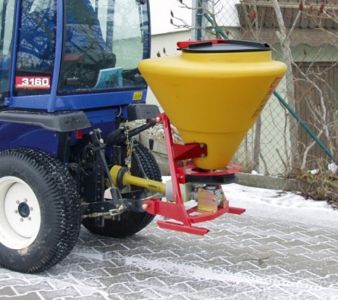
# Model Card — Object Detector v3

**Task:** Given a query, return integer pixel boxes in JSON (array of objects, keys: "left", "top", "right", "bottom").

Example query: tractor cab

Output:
[{"left": 0, "top": 0, "right": 150, "bottom": 110}]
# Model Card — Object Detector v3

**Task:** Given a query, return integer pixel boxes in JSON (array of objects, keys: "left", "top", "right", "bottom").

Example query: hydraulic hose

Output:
[{"left": 106, "top": 119, "right": 157, "bottom": 146}]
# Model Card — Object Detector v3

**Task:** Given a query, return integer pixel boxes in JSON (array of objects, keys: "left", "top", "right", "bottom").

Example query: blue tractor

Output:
[{"left": 0, "top": 0, "right": 162, "bottom": 273}]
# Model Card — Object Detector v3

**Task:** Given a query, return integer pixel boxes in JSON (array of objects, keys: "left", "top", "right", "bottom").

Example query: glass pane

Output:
[
  {"left": 59, "top": 0, "right": 149, "bottom": 94},
  {"left": 15, "top": 0, "right": 56, "bottom": 95},
  {"left": 0, "top": 0, "right": 15, "bottom": 100}
]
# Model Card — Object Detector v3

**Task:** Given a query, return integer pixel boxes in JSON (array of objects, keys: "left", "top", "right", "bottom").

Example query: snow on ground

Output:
[
  {"left": 124, "top": 256, "right": 338, "bottom": 295},
  {"left": 222, "top": 183, "right": 338, "bottom": 228},
  {"left": 46, "top": 183, "right": 338, "bottom": 299},
  {"left": 1, "top": 179, "right": 338, "bottom": 299},
  {"left": 163, "top": 176, "right": 338, "bottom": 228}
]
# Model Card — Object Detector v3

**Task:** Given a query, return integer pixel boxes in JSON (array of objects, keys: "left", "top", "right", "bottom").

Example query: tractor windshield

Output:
[{"left": 59, "top": 0, "right": 149, "bottom": 94}]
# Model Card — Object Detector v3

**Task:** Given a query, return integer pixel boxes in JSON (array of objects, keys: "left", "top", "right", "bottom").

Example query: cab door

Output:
[
  {"left": 0, "top": 0, "right": 15, "bottom": 103},
  {"left": 15, "top": 0, "right": 56, "bottom": 96}
]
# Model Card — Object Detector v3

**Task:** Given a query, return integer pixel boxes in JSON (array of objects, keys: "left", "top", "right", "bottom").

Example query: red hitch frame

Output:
[{"left": 145, "top": 113, "right": 245, "bottom": 235}]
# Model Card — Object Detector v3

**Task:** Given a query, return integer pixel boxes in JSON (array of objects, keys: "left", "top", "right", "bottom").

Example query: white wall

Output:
[
  {"left": 147, "top": 0, "right": 192, "bottom": 106},
  {"left": 150, "top": 0, "right": 192, "bottom": 35},
  {"left": 146, "top": 30, "right": 191, "bottom": 107}
]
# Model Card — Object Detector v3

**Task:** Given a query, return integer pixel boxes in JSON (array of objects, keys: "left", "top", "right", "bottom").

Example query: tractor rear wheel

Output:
[
  {"left": 82, "top": 142, "right": 161, "bottom": 238},
  {"left": 0, "top": 149, "right": 81, "bottom": 273}
]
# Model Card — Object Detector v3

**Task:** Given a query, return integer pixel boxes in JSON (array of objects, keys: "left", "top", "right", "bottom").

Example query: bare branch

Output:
[{"left": 301, "top": 130, "right": 324, "bottom": 169}]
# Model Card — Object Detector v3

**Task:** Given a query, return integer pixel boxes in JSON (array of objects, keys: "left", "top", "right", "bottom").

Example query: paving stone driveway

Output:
[{"left": 0, "top": 210, "right": 338, "bottom": 299}]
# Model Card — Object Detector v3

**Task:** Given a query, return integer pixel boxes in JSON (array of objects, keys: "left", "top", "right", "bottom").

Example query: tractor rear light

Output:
[{"left": 75, "top": 130, "right": 84, "bottom": 140}]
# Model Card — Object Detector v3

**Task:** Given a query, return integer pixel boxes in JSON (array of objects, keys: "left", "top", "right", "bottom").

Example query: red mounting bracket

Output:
[{"left": 145, "top": 113, "right": 245, "bottom": 235}]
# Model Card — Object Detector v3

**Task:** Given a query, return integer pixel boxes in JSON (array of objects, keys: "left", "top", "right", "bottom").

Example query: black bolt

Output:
[{"left": 18, "top": 202, "right": 30, "bottom": 218}]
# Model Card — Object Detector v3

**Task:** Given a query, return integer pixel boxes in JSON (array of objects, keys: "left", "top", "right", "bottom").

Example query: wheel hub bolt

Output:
[{"left": 18, "top": 202, "right": 31, "bottom": 218}]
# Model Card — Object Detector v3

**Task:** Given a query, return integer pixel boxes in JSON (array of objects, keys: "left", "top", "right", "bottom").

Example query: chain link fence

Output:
[{"left": 192, "top": 0, "right": 338, "bottom": 177}]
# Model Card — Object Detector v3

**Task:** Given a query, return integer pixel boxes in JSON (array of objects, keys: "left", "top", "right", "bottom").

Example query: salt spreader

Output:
[
  {"left": 0, "top": 0, "right": 286, "bottom": 274},
  {"left": 136, "top": 39, "right": 286, "bottom": 235}
]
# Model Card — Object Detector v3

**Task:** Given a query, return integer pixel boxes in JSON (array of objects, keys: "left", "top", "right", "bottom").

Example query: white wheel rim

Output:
[{"left": 0, "top": 177, "right": 41, "bottom": 250}]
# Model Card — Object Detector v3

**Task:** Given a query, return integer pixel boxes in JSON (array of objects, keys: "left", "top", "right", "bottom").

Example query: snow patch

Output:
[
  {"left": 162, "top": 176, "right": 338, "bottom": 228},
  {"left": 125, "top": 256, "right": 338, "bottom": 294},
  {"left": 328, "top": 162, "right": 338, "bottom": 174},
  {"left": 251, "top": 170, "right": 263, "bottom": 176},
  {"left": 310, "top": 169, "right": 319, "bottom": 175},
  {"left": 223, "top": 183, "right": 338, "bottom": 228}
]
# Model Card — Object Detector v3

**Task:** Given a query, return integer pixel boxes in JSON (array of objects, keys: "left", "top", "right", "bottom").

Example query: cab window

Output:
[
  {"left": 59, "top": 0, "right": 149, "bottom": 94},
  {"left": 0, "top": 0, "right": 15, "bottom": 101},
  {"left": 15, "top": 0, "right": 56, "bottom": 95}
]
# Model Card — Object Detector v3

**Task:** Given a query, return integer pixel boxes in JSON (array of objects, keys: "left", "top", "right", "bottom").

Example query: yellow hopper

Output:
[{"left": 139, "top": 40, "right": 287, "bottom": 170}]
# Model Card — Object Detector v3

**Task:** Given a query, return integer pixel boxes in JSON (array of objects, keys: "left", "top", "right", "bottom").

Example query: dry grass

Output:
[{"left": 295, "top": 169, "right": 338, "bottom": 209}]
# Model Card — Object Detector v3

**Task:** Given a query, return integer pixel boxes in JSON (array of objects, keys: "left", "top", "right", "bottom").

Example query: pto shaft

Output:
[{"left": 110, "top": 165, "right": 166, "bottom": 195}]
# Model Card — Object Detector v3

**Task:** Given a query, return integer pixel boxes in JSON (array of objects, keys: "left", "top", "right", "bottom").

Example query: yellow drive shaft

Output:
[{"left": 110, "top": 165, "right": 166, "bottom": 194}]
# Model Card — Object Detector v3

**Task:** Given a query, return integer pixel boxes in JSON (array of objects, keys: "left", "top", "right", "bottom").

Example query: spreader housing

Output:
[{"left": 139, "top": 40, "right": 287, "bottom": 170}]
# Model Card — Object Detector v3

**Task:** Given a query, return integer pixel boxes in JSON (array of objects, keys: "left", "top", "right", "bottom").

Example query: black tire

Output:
[
  {"left": 0, "top": 149, "right": 81, "bottom": 273},
  {"left": 82, "top": 142, "right": 161, "bottom": 238}
]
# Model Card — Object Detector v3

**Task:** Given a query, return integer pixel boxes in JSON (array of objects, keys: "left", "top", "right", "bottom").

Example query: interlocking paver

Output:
[
  {"left": 38, "top": 286, "right": 80, "bottom": 300},
  {"left": 0, "top": 286, "right": 16, "bottom": 297},
  {"left": 0, "top": 206, "right": 338, "bottom": 299},
  {"left": 1, "top": 293, "right": 42, "bottom": 300},
  {"left": 14, "top": 281, "right": 54, "bottom": 295},
  {"left": 64, "top": 293, "right": 109, "bottom": 300}
]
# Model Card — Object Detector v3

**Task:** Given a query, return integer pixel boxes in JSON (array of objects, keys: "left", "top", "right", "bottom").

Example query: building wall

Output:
[{"left": 146, "top": 30, "right": 191, "bottom": 107}]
